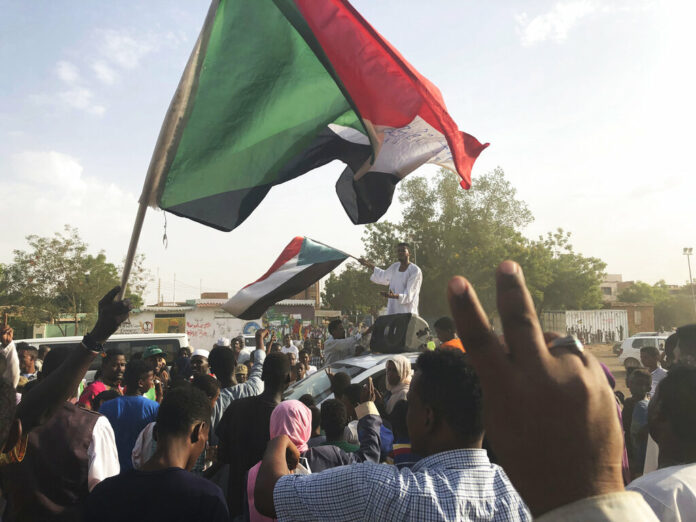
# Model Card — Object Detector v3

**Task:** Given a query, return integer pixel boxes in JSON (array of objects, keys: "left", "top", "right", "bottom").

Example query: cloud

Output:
[
  {"left": 100, "top": 29, "right": 156, "bottom": 70},
  {"left": 1, "top": 150, "right": 139, "bottom": 260},
  {"left": 516, "top": 1, "right": 596, "bottom": 46},
  {"left": 49, "top": 61, "right": 105, "bottom": 116},
  {"left": 92, "top": 61, "right": 117, "bottom": 85},
  {"left": 57, "top": 87, "right": 106, "bottom": 116},
  {"left": 56, "top": 61, "right": 80, "bottom": 84}
]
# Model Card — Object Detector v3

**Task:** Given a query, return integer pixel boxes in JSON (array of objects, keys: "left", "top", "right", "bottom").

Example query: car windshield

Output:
[{"left": 283, "top": 362, "right": 365, "bottom": 403}]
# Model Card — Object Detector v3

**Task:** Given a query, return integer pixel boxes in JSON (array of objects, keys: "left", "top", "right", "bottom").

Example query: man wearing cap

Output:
[
  {"left": 215, "top": 337, "right": 231, "bottom": 350},
  {"left": 191, "top": 349, "right": 211, "bottom": 378},
  {"left": 143, "top": 345, "right": 170, "bottom": 391},
  {"left": 234, "top": 364, "right": 248, "bottom": 384}
]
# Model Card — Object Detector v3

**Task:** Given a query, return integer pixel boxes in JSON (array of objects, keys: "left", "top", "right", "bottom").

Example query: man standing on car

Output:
[{"left": 359, "top": 243, "right": 423, "bottom": 316}]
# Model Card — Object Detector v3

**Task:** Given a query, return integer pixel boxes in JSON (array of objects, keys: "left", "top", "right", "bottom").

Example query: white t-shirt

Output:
[
  {"left": 370, "top": 263, "right": 422, "bottom": 315},
  {"left": 281, "top": 344, "right": 299, "bottom": 357},
  {"left": 88, "top": 416, "right": 120, "bottom": 491},
  {"left": 628, "top": 463, "right": 696, "bottom": 522}
]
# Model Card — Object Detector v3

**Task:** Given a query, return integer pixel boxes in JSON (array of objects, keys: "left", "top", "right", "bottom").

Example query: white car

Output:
[
  {"left": 283, "top": 352, "right": 420, "bottom": 405},
  {"left": 617, "top": 334, "right": 669, "bottom": 370}
]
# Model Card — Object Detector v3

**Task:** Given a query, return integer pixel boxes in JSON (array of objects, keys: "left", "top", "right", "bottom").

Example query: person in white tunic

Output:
[{"left": 360, "top": 242, "right": 422, "bottom": 315}]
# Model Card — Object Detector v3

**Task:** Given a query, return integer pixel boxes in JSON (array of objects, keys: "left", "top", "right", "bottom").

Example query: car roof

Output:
[
  {"left": 333, "top": 351, "right": 420, "bottom": 369},
  {"left": 16, "top": 333, "right": 189, "bottom": 344}
]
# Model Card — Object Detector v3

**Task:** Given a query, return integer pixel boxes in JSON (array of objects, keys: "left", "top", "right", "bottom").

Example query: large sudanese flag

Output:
[
  {"left": 141, "top": 0, "right": 489, "bottom": 231},
  {"left": 223, "top": 237, "right": 348, "bottom": 319}
]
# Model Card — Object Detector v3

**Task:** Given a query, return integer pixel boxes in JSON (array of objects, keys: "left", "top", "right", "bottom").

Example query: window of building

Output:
[
  {"left": 634, "top": 310, "right": 642, "bottom": 326},
  {"left": 602, "top": 287, "right": 613, "bottom": 296},
  {"left": 154, "top": 313, "right": 186, "bottom": 334}
]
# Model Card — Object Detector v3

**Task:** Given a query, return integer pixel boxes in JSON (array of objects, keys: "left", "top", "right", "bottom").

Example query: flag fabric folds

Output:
[
  {"left": 142, "top": 0, "right": 488, "bottom": 232},
  {"left": 223, "top": 237, "right": 348, "bottom": 319}
]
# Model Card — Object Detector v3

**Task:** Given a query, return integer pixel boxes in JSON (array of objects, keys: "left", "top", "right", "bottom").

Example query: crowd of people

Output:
[{"left": 2, "top": 261, "right": 696, "bottom": 521}]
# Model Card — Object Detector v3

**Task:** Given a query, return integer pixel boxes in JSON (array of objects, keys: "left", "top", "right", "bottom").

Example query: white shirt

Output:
[
  {"left": 370, "top": 263, "right": 422, "bottom": 315},
  {"left": 628, "top": 463, "right": 696, "bottom": 522},
  {"left": 281, "top": 344, "right": 299, "bottom": 357},
  {"left": 306, "top": 365, "right": 317, "bottom": 376},
  {"left": 651, "top": 366, "right": 668, "bottom": 397},
  {"left": 1, "top": 341, "right": 20, "bottom": 388},
  {"left": 87, "top": 416, "right": 120, "bottom": 491},
  {"left": 324, "top": 334, "right": 362, "bottom": 365}
]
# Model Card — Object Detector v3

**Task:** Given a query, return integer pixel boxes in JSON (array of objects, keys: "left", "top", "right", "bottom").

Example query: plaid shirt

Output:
[{"left": 273, "top": 448, "right": 531, "bottom": 521}]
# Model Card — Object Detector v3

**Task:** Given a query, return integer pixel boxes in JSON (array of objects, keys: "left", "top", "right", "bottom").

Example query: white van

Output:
[{"left": 18, "top": 333, "right": 190, "bottom": 377}]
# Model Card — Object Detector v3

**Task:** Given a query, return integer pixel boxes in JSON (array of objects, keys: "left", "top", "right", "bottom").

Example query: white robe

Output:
[{"left": 370, "top": 262, "right": 422, "bottom": 315}]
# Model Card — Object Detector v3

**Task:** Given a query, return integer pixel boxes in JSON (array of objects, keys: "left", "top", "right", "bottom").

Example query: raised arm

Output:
[{"left": 16, "top": 286, "right": 131, "bottom": 434}]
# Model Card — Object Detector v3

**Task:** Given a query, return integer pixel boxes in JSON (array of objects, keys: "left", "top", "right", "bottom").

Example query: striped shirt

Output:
[{"left": 273, "top": 448, "right": 531, "bottom": 521}]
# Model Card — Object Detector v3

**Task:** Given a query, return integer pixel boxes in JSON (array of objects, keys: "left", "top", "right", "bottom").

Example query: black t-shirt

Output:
[
  {"left": 85, "top": 467, "right": 229, "bottom": 522},
  {"left": 216, "top": 395, "right": 277, "bottom": 517}
]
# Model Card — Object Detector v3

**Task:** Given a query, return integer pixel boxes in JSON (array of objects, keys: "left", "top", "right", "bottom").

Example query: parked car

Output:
[
  {"left": 283, "top": 352, "right": 419, "bottom": 406},
  {"left": 617, "top": 334, "right": 669, "bottom": 370},
  {"left": 18, "top": 333, "right": 190, "bottom": 382}
]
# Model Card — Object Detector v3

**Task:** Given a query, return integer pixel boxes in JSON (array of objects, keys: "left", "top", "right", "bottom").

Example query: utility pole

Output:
[
  {"left": 684, "top": 248, "right": 696, "bottom": 319},
  {"left": 200, "top": 278, "right": 203, "bottom": 297}
]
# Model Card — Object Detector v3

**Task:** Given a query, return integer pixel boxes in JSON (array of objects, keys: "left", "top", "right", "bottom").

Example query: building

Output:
[
  {"left": 610, "top": 302, "right": 655, "bottom": 336},
  {"left": 290, "top": 281, "right": 321, "bottom": 308}
]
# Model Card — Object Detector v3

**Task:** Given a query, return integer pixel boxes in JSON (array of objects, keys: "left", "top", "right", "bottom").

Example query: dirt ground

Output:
[{"left": 586, "top": 344, "right": 629, "bottom": 397}]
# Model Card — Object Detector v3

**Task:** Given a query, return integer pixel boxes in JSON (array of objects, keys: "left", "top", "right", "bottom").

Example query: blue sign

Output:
[{"left": 243, "top": 322, "right": 261, "bottom": 334}]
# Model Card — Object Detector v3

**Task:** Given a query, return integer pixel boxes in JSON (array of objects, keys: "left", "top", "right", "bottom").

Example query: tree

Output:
[
  {"left": 322, "top": 262, "right": 383, "bottom": 314},
  {"left": 325, "top": 168, "right": 606, "bottom": 319},
  {"left": 618, "top": 280, "right": 695, "bottom": 329},
  {"left": 2, "top": 226, "right": 150, "bottom": 335}
]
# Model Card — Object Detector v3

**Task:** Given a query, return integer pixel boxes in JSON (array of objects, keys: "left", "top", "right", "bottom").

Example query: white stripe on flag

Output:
[{"left": 222, "top": 256, "right": 303, "bottom": 316}]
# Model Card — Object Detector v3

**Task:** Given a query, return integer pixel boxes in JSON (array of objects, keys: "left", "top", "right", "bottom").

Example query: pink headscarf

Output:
[
  {"left": 247, "top": 400, "right": 312, "bottom": 522},
  {"left": 269, "top": 400, "right": 312, "bottom": 453},
  {"left": 386, "top": 355, "right": 412, "bottom": 414}
]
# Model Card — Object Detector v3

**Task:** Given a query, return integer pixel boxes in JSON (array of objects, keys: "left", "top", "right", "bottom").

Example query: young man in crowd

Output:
[
  {"left": 79, "top": 348, "right": 126, "bottom": 410},
  {"left": 216, "top": 350, "right": 291, "bottom": 518},
  {"left": 190, "top": 349, "right": 210, "bottom": 377},
  {"left": 99, "top": 359, "right": 159, "bottom": 472},
  {"left": 323, "top": 319, "right": 371, "bottom": 366},
  {"left": 640, "top": 345, "right": 668, "bottom": 397},
  {"left": 16, "top": 343, "right": 38, "bottom": 382},
  {"left": 143, "top": 345, "right": 170, "bottom": 390},
  {"left": 86, "top": 386, "right": 229, "bottom": 521},
  {"left": 209, "top": 331, "right": 266, "bottom": 440},
  {"left": 627, "top": 364, "right": 696, "bottom": 519},
  {"left": 629, "top": 369, "right": 652, "bottom": 477},
  {"left": 281, "top": 334, "right": 299, "bottom": 358},
  {"left": 1, "top": 325, "right": 19, "bottom": 388},
  {"left": 319, "top": 399, "right": 358, "bottom": 453},
  {"left": 434, "top": 316, "right": 465, "bottom": 352},
  {"left": 234, "top": 363, "right": 248, "bottom": 383},
  {"left": 255, "top": 348, "right": 531, "bottom": 520},
  {"left": 299, "top": 349, "right": 317, "bottom": 376}
]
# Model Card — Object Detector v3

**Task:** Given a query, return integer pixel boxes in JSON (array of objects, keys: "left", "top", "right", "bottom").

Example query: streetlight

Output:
[{"left": 684, "top": 248, "right": 696, "bottom": 319}]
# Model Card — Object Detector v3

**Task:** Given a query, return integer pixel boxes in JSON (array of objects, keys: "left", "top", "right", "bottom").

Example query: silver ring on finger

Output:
[{"left": 548, "top": 335, "right": 585, "bottom": 360}]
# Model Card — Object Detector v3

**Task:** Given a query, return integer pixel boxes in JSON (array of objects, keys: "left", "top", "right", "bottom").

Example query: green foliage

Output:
[
  {"left": 1, "top": 226, "right": 150, "bottom": 335},
  {"left": 324, "top": 168, "right": 606, "bottom": 319},
  {"left": 322, "top": 262, "right": 383, "bottom": 314},
  {"left": 618, "top": 280, "right": 696, "bottom": 329}
]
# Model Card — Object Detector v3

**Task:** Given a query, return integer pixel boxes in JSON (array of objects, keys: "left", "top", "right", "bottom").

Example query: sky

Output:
[{"left": 1, "top": 0, "right": 695, "bottom": 305}]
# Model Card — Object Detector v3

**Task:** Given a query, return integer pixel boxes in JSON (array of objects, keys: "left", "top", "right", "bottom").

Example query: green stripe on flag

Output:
[
  {"left": 297, "top": 238, "right": 349, "bottom": 266},
  {"left": 160, "top": 0, "right": 357, "bottom": 208}
]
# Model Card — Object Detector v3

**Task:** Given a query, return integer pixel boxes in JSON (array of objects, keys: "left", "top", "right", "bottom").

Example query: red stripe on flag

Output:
[
  {"left": 293, "top": 0, "right": 488, "bottom": 189},
  {"left": 243, "top": 236, "right": 305, "bottom": 288}
]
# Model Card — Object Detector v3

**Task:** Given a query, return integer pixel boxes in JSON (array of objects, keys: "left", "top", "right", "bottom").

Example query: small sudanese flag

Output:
[{"left": 223, "top": 237, "right": 348, "bottom": 319}]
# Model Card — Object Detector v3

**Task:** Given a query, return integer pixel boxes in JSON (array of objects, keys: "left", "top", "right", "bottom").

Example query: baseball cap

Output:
[
  {"left": 143, "top": 346, "right": 165, "bottom": 360},
  {"left": 235, "top": 364, "right": 249, "bottom": 376}
]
